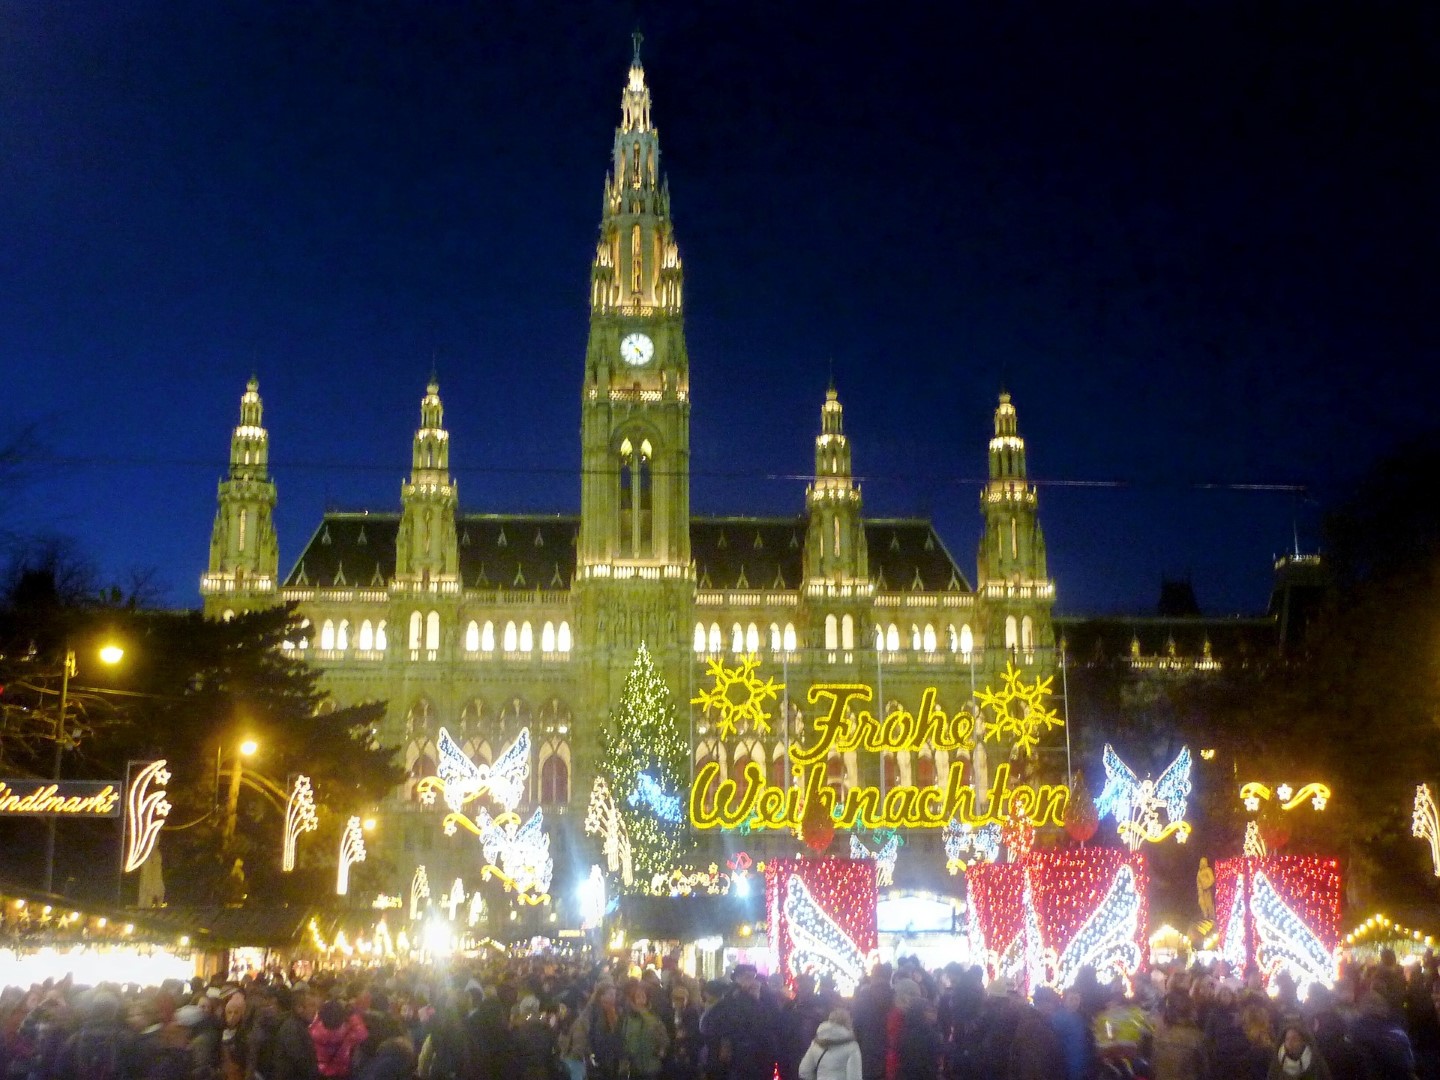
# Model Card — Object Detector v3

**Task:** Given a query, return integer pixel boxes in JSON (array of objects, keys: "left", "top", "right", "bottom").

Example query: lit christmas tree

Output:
[{"left": 600, "top": 642, "right": 689, "bottom": 879}]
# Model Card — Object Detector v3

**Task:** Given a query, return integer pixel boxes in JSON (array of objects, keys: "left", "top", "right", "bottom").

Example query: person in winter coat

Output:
[
  {"left": 1265, "top": 1022, "right": 1333, "bottom": 1080},
  {"left": 509, "top": 997, "right": 560, "bottom": 1080},
  {"left": 1348, "top": 991, "right": 1418, "bottom": 1080},
  {"left": 885, "top": 980, "right": 937, "bottom": 1080},
  {"left": 572, "top": 984, "right": 625, "bottom": 1080},
  {"left": 1006, "top": 992, "right": 1065, "bottom": 1080},
  {"left": 354, "top": 1036, "right": 414, "bottom": 1080},
  {"left": 1151, "top": 990, "right": 1204, "bottom": 1080},
  {"left": 621, "top": 985, "right": 670, "bottom": 1080},
  {"left": 798, "top": 1011, "right": 861, "bottom": 1080},
  {"left": 262, "top": 987, "right": 320, "bottom": 1080},
  {"left": 778, "top": 977, "right": 827, "bottom": 1080},
  {"left": 310, "top": 1001, "right": 368, "bottom": 1080}
]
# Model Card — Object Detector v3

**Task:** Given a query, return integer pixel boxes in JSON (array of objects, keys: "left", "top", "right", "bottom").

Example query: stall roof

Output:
[{"left": 619, "top": 893, "right": 763, "bottom": 940}]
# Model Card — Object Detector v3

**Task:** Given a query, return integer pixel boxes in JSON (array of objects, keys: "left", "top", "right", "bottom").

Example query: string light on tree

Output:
[
  {"left": 1096, "top": 745, "right": 1192, "bottom": 850},
  {"left": 123, "top": 760, "right": 171, "bottom": 873},
  {"left": 283, "top": 775, "right": 318, "bottom": 873},
  {"left": 630, "top": 772, "right": 683, "bottom": 823},
  {"left": 336, "top": 816, "right": 366, "bottom": 896},
  {"left": 1413, "top": 784, "right": 1440, "bottom": 877}
]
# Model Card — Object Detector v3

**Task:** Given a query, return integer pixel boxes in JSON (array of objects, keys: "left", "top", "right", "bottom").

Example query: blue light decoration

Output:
[
  {"left": 629, "top": 771, "right": 683, "bottom": 824},
  {"left": 849, "top": 832, "right": 900, "bottom": 887},
  {"left": 1096, "top": 744, "right": 1193, "bottom": 850}
]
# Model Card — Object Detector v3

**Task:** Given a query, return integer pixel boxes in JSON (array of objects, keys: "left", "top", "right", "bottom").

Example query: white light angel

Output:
[
  {"left": 476, "top": 807, "right": 553, "bottom": 901},
  {"left": 1096, "top": 744, "right": 1193, "bottom": 851},
  {"left": 849, "top": 833, "right": 899, "bottom": 887},
  {"left": 426, "top": 727, "right": 530, "bottom": 813}
]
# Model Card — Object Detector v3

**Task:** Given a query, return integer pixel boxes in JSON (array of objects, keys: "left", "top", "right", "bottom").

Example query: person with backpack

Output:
[{"left": 797, "top": 1010, "right": 860, "bottom": 1080}]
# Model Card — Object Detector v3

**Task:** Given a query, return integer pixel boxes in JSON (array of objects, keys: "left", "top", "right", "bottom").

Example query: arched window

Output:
[
  {"left": 911, "top": 625, "right": 922, "bottom": 651},
  {"left": 917, "top": 752, "right": 938, "bottom": 788},
  {"left": 519, "top": 621, "right": 533, "bottom": 652},
  {"left": 320, "top": 620, "right": 336, "bottom": 650},
  {"left": 404, "top": 699, "right": 437, "bottom": 802},
  {"left": 358, "top": 620, "right": 374, "bottom": 651},
  {"left": 886, "top": 624, "right": 900, "bottom": 653},
  {"left": 709, "top": 623, "right": 722, "bottom": 653},
  {"left": 842, "top": 614, "right": 855, "bottom": 650},
  {"left": 503, "top": 621, "right": 518, "bottom": 652},
  {"left": 825, "top": 614, "right": 838, "bottom": 650},
  {"left": 960, "top": 624, "right": 974, "bottom": 658},
  {"left": 425, "top": 611, "right": 441, "bottom": 652},
  {"left": 465, "top": 621, "right": 480, "bottom": 652},
  {"left": 731, "top": 624, "right": 744, "bottom": 653},
  {"left": 745, "top": 623, "right": 759, "bottom": 654},
  {"left": 694, "top": 623, "right": 706, "bottom": 654},
  {"left": 408, "top": 612, "right": 421, "bottom": 650},
  {"left": 827, "top": 753, "right": 848, "bottom": 800},
  {"left": 541, "top": 621, "right": 556, "bottom": 652},
  {"left": 771, "top": 744, "right": 790, "bottom": 788},
  {"left": 1021, "top": 615, "right": 1035, "bottom": 655},
  {"left": 1005, "top": 616, "right": 1019, "bottom": 651},
  {"left": 540, "top": 754, "right": 570, "bottom": 805},
  {"left": 618, "top": 434, "right": 654, "bottom": 558},
  {"left": 336, "top": 620, "right": 349, "bottom": 651},
  {"left": 874, "top": 626, "right": 884, "bottom": 650},
  {"left": 557, "top": 621, "right": 572, "bottom": 653},
  {"left": 923, "top": 624, "right": 937, "bottom": 652},
  {"left": 694, "top": 740, "right": 726, "bottom": 808},
  {"left": 882, "top": 752, "right": 900, "bottom": 790},
  {"left": 783, "top": 623, "right": 797, "bottom": 652},
  {"left": 481, "top": 621, "right": 495, "bottom": 651},
  {"left": 947, "top": 624, "right": 958, "bottom": 653},
  {"left": 375, "top": 620, "right": 387, "bottom": 651},
  {"left": 769, "top": 624, "right": 781, "bottom": 652}
]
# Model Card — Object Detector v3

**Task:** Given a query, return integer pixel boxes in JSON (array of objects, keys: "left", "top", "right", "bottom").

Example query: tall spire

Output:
[
  {"left": 805, "top": 385, "right": 867, "bottom": 586},
  {"left": 591, "top": 40, "right": 682, "bottom": 313},
  {"left": 202, "top": 377, "right": 278, "bottom": 616},
  {"left": 396, "top": 378, "right": 458, "bottom": 586}
]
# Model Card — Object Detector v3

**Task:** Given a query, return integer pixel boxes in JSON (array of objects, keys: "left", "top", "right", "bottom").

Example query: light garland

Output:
[
  {"left": 975, "top": 661, "right": 1063, "bottom": 758},
  {"left": 1213, "top": 855, "right": 1341, "bottom": 995},
  {"left": 691, "top": 655, "right": 783, "bottom": 736},
  {"left": 336, "top": 816, "right": 366, "bottom": 896},
  {"left": 410, "top": 865, "right": 431, "bottom": 920},
  {"left": 444, "top": 878, "right": 466, "bottom": 920},
  {"left": 766, "top": 858, "right": 878, "bottom": 996},
  {"left": 1240, "top": 780, "right": 1330, "bottom": 813},
  {"left": 630, "top": 772, "right": 683, "bottom": 823},
  {"left": 1096, "top": 744, "right": 1192, "bottom": 851},
  {"left": 1343, "top": 913, "right": 1436, "bottom": 950},
  {"left": 585, "top": 777, "right": 635, "bottom": 887},
  {"left": 1413, "top": 784, "right": 1440, "bottom": 876},
  {"left": 283, "top": 775, "right": 318, "bottom": 872},
  {"left": 850, "top": 833, "right": 899, "bottom": 887},
  {"left": 419, "top": 727, "right": 530, "bottom": 819},
  {"left": 1251, "top": 870, "right": 1337, "bottom": 996},
  {"left": 476, "top": 807, "right": 553, "bottom": 904},
  {"left": 647, "top": 864, "right": 734, "bottom": 897},
  {"left": 123, "top": 760, "right": 171, "bottom": 873},
  {"left": 944, "top": 819, "right": 1000, "bottom": 873}
]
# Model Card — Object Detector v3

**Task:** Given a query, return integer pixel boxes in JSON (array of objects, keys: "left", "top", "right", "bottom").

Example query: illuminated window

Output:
[
  {"left": 882, "top": 752, "right": 900, "bottom": 790},
  {"left": 375, "top": 620, "right": 387, "bottom": 651},
  {"left": 481, "top": 621, "right": 495, "bottom": 651},
  {"left": 745, "top": 622, "right": 759, "bottom": 654},
  {"left": 694, "top": 623, "right": 707, "bottom": 654},
  {"left": 519, "top": 621, "right": 533, "bottom": 652},
  {"left": 923, "top": 624, "right": 937, "bottom": 653},
  {"left": 1021, "top": 615, "right": 1035, "bottom": 655},
  {"left": 769, "top": 623, "right": 781, "bottom": 652},
  {"left": 886, "top": 624, "right": 900, "bottom": 653},
  {"left": 320, "top": 620, "right": 336, "bottom": 650},
  {"left": 337, "top": 619, "right": 349, "bottom": 651},
  {"left": 541, "top": 621, "right": 556, "bottom": 652},
  {"left": 709, "top": 623, "right": 722, "bottom": 653},
  {"left": 960, "top": 624, "right": 973, "bottom": 658},
  {"left": 358, "top": 620, "right": 374, "bottom": 651},
  {"left": 238, "top": 509, "right": 247, "bottom": 552},
  {"left": 842, "top": 614, "right": 855, "bottom": 650},
  {"left": 947, "top": 624, "right": 958, "bottom": 653},
  {"left": 425, "top": 611, "right": 440, "bottom": 652},
  {"left": 911, "top": 625, "right": 922, "bottom": 651},
  {"left": 771, "top": 746, "right": 790, "bottom": 788},
  {"left": 825, "top": 614, "right": 838, "bottom": 651},
  {"left": 557, "top": 622, "right": 571, "bottom": 653},
  {"left": 1005, "top": 616, "right": 1018, "bottom": 651},
  {"left": 408, "top": 611, "right": 422, "bottom": 650},
  {"left": 465, "top": 621, "right": 480, "bottom": 652},
  {"left": 503, "top": 621, "right": 518, "bottom": 651},
  {"left": 731, "top": 624, "right": 744, "bottom": 653},
  {"left": 874, "top": 626, "right": 883, "bottom": 650},
  {"left": 783, "top": 623, "right": 797, "bottom": 652},
  {"left": 222, "top": 609, "right": 235, "bottom": 622}
]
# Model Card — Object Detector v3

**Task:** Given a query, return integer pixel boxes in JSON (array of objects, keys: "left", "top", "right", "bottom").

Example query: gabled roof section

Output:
[
  {"left": 864, "top": 519, "right": 971, "bottom": 593},
  {"left": 283, "top": 513, "right": 579, "bottom": 591}
]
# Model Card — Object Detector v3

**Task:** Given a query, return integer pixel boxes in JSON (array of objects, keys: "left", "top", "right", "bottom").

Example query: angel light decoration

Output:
[{"left": 1096, "top": 744, "right": 1193, "bottom": 851}]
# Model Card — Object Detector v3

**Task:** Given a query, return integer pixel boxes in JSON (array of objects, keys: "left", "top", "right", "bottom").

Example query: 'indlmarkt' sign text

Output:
[
  {"left": 0, "top": 780, "right": 122, "bottom": 817},
  {"left": 689, "top": 684, "right": 1070, "bottom": 831}
]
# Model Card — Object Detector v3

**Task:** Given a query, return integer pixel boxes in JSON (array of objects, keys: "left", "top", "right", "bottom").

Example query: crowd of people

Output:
[{"left": 1, "top": 948, "right": 1438, "bottom": 1080}]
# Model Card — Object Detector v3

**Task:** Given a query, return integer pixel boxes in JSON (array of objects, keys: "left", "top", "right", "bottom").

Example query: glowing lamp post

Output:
[{"left": 221, "top": 738, "right": 258, "bottom": 850}]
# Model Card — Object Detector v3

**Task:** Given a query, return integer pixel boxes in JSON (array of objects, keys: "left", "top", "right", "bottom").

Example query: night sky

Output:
[{"left": 2, "top": 1, "right": 1436, "bottom": 615}]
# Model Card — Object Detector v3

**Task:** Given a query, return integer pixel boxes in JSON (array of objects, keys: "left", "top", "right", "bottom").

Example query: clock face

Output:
[{"left": 620, "top": 332, "right": 654, "bottom": 366}]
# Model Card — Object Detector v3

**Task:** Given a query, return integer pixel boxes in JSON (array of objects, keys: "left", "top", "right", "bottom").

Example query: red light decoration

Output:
[
  {"left": 765, "top": 858, "right": 878, "bottom": 993},
  {"left": 1213, "top": 855, "right": 1341, "bottom": 995},
  {"left": 967, "top": 848, "right": 1148, "bottom": 994}
]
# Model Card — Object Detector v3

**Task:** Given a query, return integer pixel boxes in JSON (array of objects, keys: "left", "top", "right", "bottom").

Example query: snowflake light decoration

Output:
[
  {"left": 691, "top": 656, "right": 784, "bottom": 737},
  {"left": 975, "top": 662, "right": 1063, "bottom": 758}
]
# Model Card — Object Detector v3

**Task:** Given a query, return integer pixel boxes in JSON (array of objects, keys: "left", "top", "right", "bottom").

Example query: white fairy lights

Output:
[
  {"left": 1251, "top": 870, "right": 1337, "bottom": 996},
  {"left": 410, "top": 865, "right": 431, "bottom": 920},
  {"left": 782, "top": 875, "right": 866, "bottom": 996},
  {"left": 849, "top": 833, "right": 899, "bottom": 887},
  {"left": 123, "top": 760, "right": 171, "bottom": 873},
  {"left": 336, "top": 816, "right": 366, "bottom": 896},
  {"left": 585, "top": 777, "right": 634, "bottom": 887},
  {"left": 1413, "top": 784, "right": 1440, "bottom": 877},
  {"left": 1096, "top": 744, "right": 1192, "bottom": 850},
  {"left": 283, "top": 775, "right": 318, "bottom": 872}
]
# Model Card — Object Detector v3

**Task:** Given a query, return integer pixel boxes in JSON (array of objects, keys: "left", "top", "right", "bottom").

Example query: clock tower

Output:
[{"left": 576, "top": 36, "right": 694, "bottom": 772}]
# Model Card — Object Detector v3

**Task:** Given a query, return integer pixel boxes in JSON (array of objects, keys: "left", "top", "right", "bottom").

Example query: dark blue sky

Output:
[{"left": 2, "top": 1, "right": 1436, "bottom": 614}]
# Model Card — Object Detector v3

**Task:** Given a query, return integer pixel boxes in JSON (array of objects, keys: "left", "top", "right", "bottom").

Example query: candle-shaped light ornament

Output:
[
  {"left": 336, "top": 815, "right": 366, "bottom": 895},
  {"left": 283, "top": 775, "right": 319, "bottom": 872}
]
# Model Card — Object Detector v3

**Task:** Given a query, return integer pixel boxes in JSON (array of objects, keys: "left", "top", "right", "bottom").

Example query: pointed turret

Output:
[
  {"left": 202, "top": 377, "right": 279, "bottom": 617},
  {"left": 395, "top": 377, "right": 459, "bottom": 588},
  {"left": 977, "top": 391, "right": 1054, "bottom": 661},
  {"left": 804, "top": 386, "right": 868, "bottom": 585}
]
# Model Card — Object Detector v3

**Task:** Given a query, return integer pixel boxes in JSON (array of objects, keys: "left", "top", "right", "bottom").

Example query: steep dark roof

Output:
[
  {"left": 1054, "top": 614, "right": 1279, "bottom": 666},
  {"left": 285, "top": 514, "right": 971, "bottom": 593}
]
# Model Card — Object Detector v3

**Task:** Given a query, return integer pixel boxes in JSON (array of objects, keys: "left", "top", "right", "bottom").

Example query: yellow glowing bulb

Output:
[
  {"left": 362, "top": 817, "right": 377, "bottom": 832},
  {"left": 98, "top": 644, "right": 125, "bottom": 665},
  {"left": 179, "top": 935, "right": 190, "bottom": 947},
  {"left": 239, "top": 739, "right": 258, "bottom": 757},
  {"left": 42, "top": 905, "right": 51, "bottom": 915}
]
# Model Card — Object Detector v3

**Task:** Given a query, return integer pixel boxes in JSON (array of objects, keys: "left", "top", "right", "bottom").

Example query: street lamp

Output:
[
  {"left": 222, "top": 737, "right": 260, "bottom": 850},
  {"left": 43, "top": 641, "right": 124, "bottom": 894}
]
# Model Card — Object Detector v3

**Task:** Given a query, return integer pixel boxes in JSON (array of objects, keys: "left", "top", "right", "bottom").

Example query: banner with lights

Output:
[
  {"left": 1212, "top": 855, "right": 1340, "bottom": 996},
  {"left": 765, "top": 858, "right": 878, "bottom": 996},
  {"left": 966, "top": 848, "right": 1148, "bottom": 997},
  {"left": 0, "top": 779, "right": 122, "bottom": 817},
  {"left": 691, "top": 662, "right": 1070, "bottom": 832}
]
